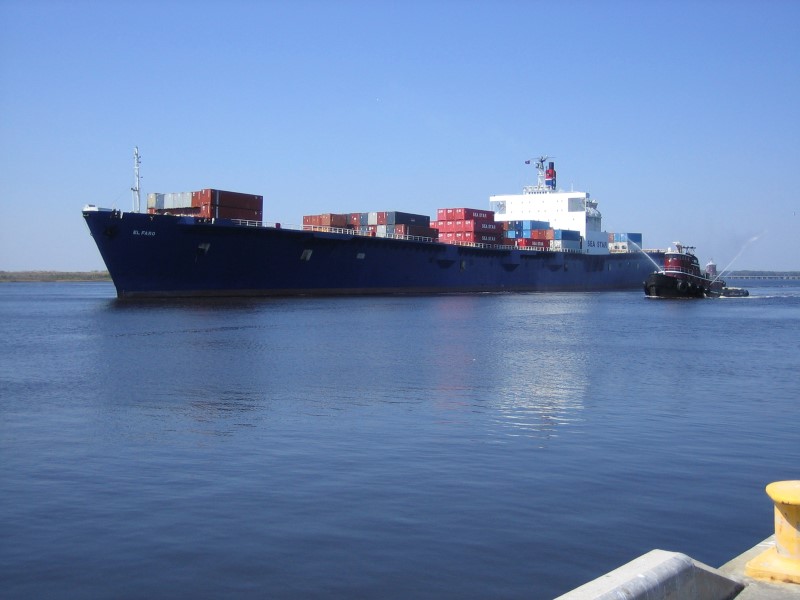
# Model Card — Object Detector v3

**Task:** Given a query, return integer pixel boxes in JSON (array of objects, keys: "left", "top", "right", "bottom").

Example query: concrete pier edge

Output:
[{"left": 555, "top": 536, "right": 800, "bottom": 600}]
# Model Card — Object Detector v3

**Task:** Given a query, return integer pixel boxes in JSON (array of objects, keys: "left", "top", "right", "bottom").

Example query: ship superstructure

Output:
[{"left": 490, "top": 157, "right": 610, "bottom": 254}]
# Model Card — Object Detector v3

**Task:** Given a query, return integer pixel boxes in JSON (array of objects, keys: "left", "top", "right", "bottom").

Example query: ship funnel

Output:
[{"left": 545, "top": 161, "right": 556, "bottom": 190}]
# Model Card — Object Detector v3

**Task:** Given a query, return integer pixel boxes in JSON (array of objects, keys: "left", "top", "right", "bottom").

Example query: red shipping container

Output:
[
  {"left": 377, "top": 212, "right": 387, "bottom": 225},
  {"left": 408, "top": 225, "right": 437, "bottom": 238},
  {"left": 518, "top": 239, "right": 551, "bottom": 249},
  {"left": 447, "top": 208, "right": 494, "bottom": 221},
  {"left": 192, "top": 189, "right": 263, "bottom": 212},
  {"left": 475, "top": 221, "right": 500, "bottom": 233},
  {"left": 319, "top": 213, "right": 348, "bottom": 228},
  {"left": 531, "top": 229, "right": 555, "bottom": 240},
  {"left": 350, "top": 213, "right": 361, "bottom": 227}
]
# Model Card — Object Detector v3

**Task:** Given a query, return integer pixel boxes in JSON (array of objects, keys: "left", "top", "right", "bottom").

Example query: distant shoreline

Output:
[
  {"left": 1, "top": 270, "right": 798, "bottom": 283},
  {"left": 0, "top": 271, "right": 111, "bottom": 282}
]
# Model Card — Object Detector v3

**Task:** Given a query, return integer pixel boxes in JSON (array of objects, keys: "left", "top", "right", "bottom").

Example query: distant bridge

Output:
[{"left": 724, "top": 275, "right": 800, "bottom": 280}]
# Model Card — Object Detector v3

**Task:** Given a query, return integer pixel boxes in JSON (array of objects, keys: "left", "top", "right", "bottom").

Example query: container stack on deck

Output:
[
  {"left": 147, "top": 189, "right": 263, "bottom": 222},
  {"left": 498, "top": 220, "right": 582, "bottom": 251},
  {"left": 302, "top": 211, "right": 437, "bottom": 238},
  {"left": 432, "top": 208, "right": 502, "bottom": 245},
  {"left": 607, "top": 232, "right": 643, "bottom": 253}
]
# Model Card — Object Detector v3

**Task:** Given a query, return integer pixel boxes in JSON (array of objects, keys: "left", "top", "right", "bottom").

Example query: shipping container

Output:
[
  {"left": 531, "top": 229, "right": 555, "bottom": 240},
  {"left": 517, "top": 238, "right": 550, "bottom": 249},
  {"left": 191, "top": 189, "right": 262, "bottom": 211},
  {"left": 147, "top": 193, "right": 165, "bottom": 210},
  {"left": 162, "top": 191, "right": 193, "bottom": 209},
  {"left": 609, "top": 242, "right": 640, "bottom": 253},
  {"left": 550, "top": 239, "right": 582, "bottom": 251},
  {"left": 474, "top": 220, "right": 501, "bottom": 233},
  {"left": 408, "top": 225, "right": 437, "bottom": 238},
  {"left": 316, "top": 213, "right": 348, "bottom": 228},
  {"left": 611, "top": 232, "right": 643, "bottom": 245},
  {"left": 553, "top": 229, "right": 581, "bottom": 241},
  {"left": 386, "top": 211, "right": 430, "bottom": 226},
  {"left": 442, "top": 207, "right": 494, "bottom": 221}
]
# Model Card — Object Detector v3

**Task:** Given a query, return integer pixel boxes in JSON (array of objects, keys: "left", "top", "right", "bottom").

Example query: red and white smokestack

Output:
[{"left": 545, "top": 161, "right": 556, "bottom": 190}]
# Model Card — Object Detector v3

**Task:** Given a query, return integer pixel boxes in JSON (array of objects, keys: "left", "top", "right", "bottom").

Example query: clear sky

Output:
[{"left": 1, "top": 0, "right": 798, "bottom": 271}]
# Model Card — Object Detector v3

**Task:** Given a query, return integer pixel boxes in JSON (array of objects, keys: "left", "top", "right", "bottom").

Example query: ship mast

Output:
[
  {"left": 524, "top": 155, "right": 556, "bottom": 193},
  {"left": 131, "top": 146, "right": 141, "bottom": 213}
]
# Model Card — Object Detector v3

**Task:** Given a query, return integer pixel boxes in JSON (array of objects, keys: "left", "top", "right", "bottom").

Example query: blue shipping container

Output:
[{"left": 554, "top": 229, "right": 581, "bottom": 241}]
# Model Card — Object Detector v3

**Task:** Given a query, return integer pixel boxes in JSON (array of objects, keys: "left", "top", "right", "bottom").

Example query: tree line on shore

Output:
[{"left": 0, "top": 271, "right": 111, "bottom": 282}]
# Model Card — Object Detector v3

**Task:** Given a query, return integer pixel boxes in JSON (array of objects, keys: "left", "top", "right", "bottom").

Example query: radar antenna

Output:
[
  {"left": 525, "top": 155, "right": 555, "bottom": 191},
  {"left": 131, "top": 146, "right": 141, "bottom": 213}
]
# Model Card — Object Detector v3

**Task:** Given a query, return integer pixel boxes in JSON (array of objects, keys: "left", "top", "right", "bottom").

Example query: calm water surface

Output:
[{"left": 1, "top": 282, "right": 798, "bottom": 599}]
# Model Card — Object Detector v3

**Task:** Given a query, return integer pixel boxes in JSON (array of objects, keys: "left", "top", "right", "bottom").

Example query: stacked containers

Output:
[
  {"left": 191, "top": 189, "right": 263, "bottom": 221},
  {"left": 302, "top": 213, "right": 350, "bottom": 229},
  {"left": 302, "top": 211, "right": 434, "bottom": 238},
  {"left": 500, "top": 221, "right": 582, "bottom": 251},
  {"left": 607, "top": 232, "right": 643, "bottom": 253},
  {"left": 147, "top": 189, "right": 263, "bottom": 222},
  {"left": 433, "top": 208, "right": 499, "bottom": 245}
]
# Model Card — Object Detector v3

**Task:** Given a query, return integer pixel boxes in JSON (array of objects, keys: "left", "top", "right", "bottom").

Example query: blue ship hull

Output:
[{"left": 83, "top": 208, "right": 664, "bottom": 298}]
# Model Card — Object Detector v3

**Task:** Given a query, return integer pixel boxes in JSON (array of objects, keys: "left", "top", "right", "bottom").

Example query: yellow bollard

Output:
[{"left": 745, "top": 480, "right": 800, "bottom": 584}]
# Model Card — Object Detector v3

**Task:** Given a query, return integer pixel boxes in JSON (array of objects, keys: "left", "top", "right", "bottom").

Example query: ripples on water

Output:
[{"left": 1, "top": 282, "right": 798, "bottom": 599}]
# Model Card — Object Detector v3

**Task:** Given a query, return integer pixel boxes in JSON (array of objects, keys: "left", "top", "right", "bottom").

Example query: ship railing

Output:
[
  {"left": 385, "top": 232, "right": 437, "bottom": 243},
  {"left": 300, "top": 225, "right": 437, "bottom": 243},
  {"left": 231, "top": 219, "right": 264, "bottom": 227},
  {"left": 663, "top": 266, "right": 706, "bottom": 277}
]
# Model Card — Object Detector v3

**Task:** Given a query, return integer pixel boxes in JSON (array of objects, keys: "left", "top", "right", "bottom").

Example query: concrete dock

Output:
[
  {"left": 556, "top": 480, "right": 800, "bottom": 599},
  {"left": 721, "top": 536, "right": 800, "bottom": 600},
  {"left": 555, "top": 536, "right": 800, "bottom": 600}
]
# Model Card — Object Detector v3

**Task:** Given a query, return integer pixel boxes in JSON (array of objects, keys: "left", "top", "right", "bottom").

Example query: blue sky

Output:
[{"left": 1, "top": 0, "right": 798, "bottom": 271}]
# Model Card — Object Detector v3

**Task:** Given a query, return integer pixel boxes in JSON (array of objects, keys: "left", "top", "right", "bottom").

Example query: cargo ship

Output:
[
  {"left": 83, "top": 151, "right": 665, "bottom": 298},
  {"left": 643, "top": 243, "right": 725, "bottom": 298}
]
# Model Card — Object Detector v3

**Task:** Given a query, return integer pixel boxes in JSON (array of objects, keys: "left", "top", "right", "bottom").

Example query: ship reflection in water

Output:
[{"left": 426, "top": 294, "right": 591, "bottom": 443}]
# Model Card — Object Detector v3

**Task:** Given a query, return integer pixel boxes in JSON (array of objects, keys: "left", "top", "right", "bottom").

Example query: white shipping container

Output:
[
  {"left": 609, "top": 242, "right": 635, "bottom": 253},
  {"left": 550, "top": 240, "right": 582, "bottom": 251},
  {"left": 368, "top": 212, "right": 378, "bottom": 225},
  {"left": 163, "top": 191, "right": 192, "bottom": 209},
  {"left": 147, "top": 193, "right": 165, "bottom": 209},
  {"left": 376, "top": 225, "right": 387, "bottom": 237}
]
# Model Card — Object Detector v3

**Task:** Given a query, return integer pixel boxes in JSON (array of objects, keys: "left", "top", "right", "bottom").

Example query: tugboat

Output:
[{"left": 643, "top": 243, "right": 724, "bottom": 298}]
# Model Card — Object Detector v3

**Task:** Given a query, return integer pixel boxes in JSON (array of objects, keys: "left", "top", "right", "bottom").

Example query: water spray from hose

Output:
[{"left": 711, "top": 232, "right": 764, "bottom": 284}]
